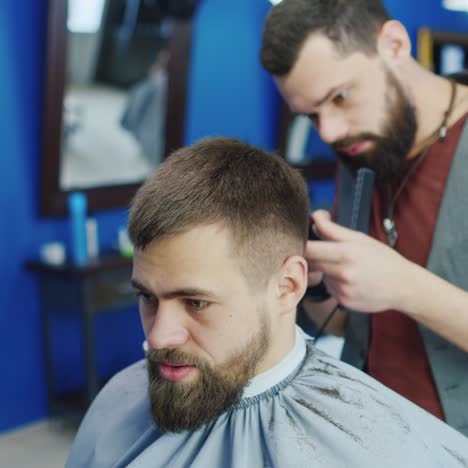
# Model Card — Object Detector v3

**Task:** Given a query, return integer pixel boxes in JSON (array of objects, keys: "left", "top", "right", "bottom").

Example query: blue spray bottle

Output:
[{"left": 68, "top": 192, "right": 88, "bottom": 266}]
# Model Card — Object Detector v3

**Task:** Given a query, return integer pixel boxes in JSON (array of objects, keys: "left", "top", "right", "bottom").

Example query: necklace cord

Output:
[
  {"left": 439, "top": 79, "right": 457, "bottom": 139},
  {"left": 384, "top": 78, "right": 457, "bottom": 235},
  {"left": 316, "top": 80, "right": 460, "bottom": 338},
  {"left": 313, "top": 303, "right": 341, "bottom": 344}
]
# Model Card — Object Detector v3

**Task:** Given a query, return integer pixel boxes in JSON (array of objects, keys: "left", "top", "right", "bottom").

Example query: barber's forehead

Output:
[
  {"left": 280, "top": 37, "right": 374, "bottom": 110},
  {"left": 299, "top": 32, "right": 345, "bottom": 59},
  {"left": 275, "top": 39, "right": 344, "bottom": 109}
]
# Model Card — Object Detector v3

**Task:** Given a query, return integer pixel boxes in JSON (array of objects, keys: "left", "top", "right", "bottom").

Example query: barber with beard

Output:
[{"left": 261, "top": 0, "right": 468, "bottom": 436}]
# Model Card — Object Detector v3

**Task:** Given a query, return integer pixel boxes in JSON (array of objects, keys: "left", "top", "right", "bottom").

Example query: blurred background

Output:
[{"left": 0, "top": 0, "right": 467, "bottom": 465}]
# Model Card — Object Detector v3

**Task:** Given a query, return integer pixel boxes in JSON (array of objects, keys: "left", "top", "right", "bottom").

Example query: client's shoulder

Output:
[{"left": 65, "top": 359, "right": 153, "bottom": 468}]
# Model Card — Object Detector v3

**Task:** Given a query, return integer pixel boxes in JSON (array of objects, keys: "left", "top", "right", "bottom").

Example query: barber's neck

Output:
[{"left": 406, "top": 62, "right": 468, "bottom": 158}]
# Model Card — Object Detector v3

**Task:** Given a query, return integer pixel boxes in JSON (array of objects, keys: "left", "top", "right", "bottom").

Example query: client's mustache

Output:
[{"left": 147, "top": 348, "right": 206, "bottom": 368}]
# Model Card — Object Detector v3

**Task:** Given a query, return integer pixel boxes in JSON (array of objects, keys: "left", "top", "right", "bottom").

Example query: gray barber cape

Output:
[{"left": 66, "top": 328, "right": 468, "bottom": 468}]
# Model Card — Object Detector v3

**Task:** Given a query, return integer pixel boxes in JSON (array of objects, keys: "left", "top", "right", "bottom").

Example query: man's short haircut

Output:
[
  {"left": 129, "top": 137, "right": 310, "bottom": 287},
  {"left": 260, "top": 0, "right": 391, "bottom": 77}
]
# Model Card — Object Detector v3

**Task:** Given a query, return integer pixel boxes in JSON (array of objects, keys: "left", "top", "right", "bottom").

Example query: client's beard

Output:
[
  {"left": 333, "top": 67, "right": 417, "bottom": 186},
  {"left": 146, "top": 317, "right": 270, "bottom": 433}
]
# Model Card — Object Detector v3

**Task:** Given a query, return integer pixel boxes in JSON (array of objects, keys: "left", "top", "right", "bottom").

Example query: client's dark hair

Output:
[
  {"left": 260, "top": 0, "right": 391, "bottom": 76},
  {"left": 129, "top": 137, "right": 310, "bottom": 286}
]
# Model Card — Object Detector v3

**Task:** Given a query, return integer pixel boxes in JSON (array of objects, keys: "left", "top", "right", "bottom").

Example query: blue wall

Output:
[
  {"left": 185, "top": 0, "right": 276, "bottom": 147},
  {"left": 0, "top": 0, "right": 275, "bottom": 433},
  {"left": 0, "top": 0, "right": 144, "bottom": 432},
  {"left": 386, "top": 0, "right": 468, "bottom": 42},
  {"left": 0, "top": 0, "right": 467, "bottom": 433}
]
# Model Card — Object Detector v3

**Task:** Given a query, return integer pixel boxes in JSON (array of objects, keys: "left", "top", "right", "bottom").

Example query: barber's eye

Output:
[
  {"left": 333, "top": 90, "right": 349, "bottom": 104},
  {"left": 187, "top": 299, "right": 209, "bottom": 310}
]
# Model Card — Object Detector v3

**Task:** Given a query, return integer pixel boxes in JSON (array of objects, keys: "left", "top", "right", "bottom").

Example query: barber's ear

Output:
[
  {"left": 276, "top": 256, "right": 308, "bottom": 313},
  {"left": 377, "top": 20, "right": 411, "bottom": 61}
]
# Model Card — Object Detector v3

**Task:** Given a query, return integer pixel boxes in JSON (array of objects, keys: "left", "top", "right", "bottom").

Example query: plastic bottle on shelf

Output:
[{"left": 68, "top": 192, "right": 88, "bottom": 266}]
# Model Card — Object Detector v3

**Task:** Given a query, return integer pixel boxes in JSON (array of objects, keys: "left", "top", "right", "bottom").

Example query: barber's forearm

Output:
[{"left": 399, "top": 263, "right": 468, "bottom": 353}]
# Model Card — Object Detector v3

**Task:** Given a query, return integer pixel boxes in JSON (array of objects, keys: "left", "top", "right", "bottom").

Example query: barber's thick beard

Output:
[
  {"left": 146, "top": 318, "right": 270, "bottom": 433},
  {"left": 334, "top": 67, "right": 417, "bottom": 186}
]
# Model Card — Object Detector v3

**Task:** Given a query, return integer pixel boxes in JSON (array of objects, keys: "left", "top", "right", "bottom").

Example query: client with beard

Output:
[{"left": 66, "top": 138, "right": 468, "bottom": 468}]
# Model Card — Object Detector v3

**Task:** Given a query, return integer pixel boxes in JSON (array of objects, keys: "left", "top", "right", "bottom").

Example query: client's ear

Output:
[{"left": 276, "top": 256, "right": 308, "bottom": 313}]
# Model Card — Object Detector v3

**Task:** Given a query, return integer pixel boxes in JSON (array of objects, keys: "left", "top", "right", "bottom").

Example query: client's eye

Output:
[
  {"left": 187, "top": 299, "right": 209, "bottom": 311},
  {"left": 136, "top": 291, "right": 153, "bottom": 305}
]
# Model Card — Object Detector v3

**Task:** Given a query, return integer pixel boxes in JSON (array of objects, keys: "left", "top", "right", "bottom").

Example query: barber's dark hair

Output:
[
  {"left": 129, "top": 137, "right": 310, "bottom": 285},
  {"left": 260, "top": 0, "right": 391, "bottom": 76}
]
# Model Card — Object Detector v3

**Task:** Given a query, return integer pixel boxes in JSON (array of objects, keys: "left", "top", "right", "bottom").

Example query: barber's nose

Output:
[
  {"left": 316, "top": 112, "right": 348, "bottom": 145},
  {"left": 146, "top": 303, "right": 189, "bottom": 350}
]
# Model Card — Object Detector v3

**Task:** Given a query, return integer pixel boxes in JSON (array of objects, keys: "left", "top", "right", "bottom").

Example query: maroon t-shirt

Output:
[{"left": 367, "top": 113, "right": 467, "bottom": 420}]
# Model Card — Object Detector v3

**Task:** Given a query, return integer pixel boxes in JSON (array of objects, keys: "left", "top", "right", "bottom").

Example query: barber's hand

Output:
[
  {"left": 305, "top": 210, "right": 414, "bottom": 313},
  {"left": 306, "top": 214, "right": 327, "bottom": 288}
]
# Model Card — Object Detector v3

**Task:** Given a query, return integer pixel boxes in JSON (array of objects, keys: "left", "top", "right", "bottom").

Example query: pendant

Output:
[{"left": 382, "top": 218, "right": 398, "bottom": 248}]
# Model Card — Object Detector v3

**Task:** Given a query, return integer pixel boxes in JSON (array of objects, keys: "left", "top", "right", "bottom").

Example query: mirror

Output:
[
  {"left": 40, "top": 0, "right": 196, "bottom": 216},
  {"left": 277, "top": 107, "right": 337, "bottom": 183},
  {"left": 418, "top": 28, "right": 468, "bottom": 76}
]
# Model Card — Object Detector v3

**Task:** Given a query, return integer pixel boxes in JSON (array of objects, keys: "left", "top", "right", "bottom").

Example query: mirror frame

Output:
[
  {"left": 276, "top": 107, "right": 336, "bottom": 181},
  {"left": 40, "top": 0, "right": 194, "bottom": 217}
]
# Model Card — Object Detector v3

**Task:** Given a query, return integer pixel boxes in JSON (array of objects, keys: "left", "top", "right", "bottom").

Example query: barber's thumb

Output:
[
  {"left": 312, "top": 209, "right": 361, "bottom": 242},
  {"left": 311, "top": 210, "right": 334, "bottom": 238},
  {"left": 311, "top": 209, "right": 331, "bottom": 222}
]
